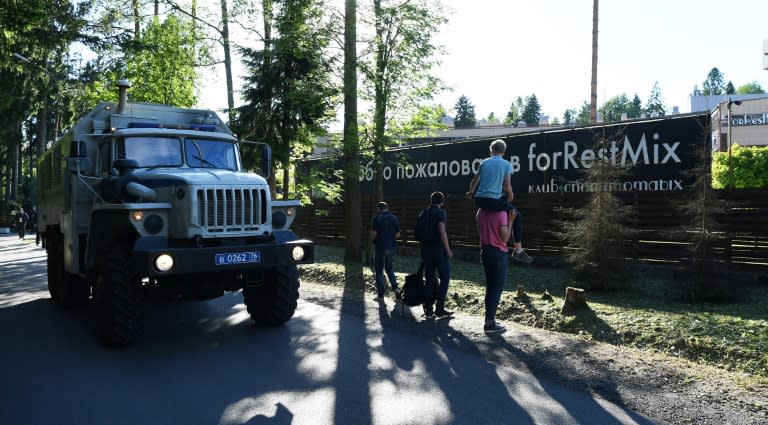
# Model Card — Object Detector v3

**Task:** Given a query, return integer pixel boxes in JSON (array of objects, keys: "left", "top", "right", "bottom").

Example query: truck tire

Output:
[
  {"left": 46, "top": 235, "right": 60, "bottom": 302},
  {"left": 47, "top": 233, "right": 90, "bottom": 308},
  {"left": 243, "top": 263, "right": 300, "bottom": 326},
  {"left": 93, "top": 249, "right": 144, "bottom": 346}
]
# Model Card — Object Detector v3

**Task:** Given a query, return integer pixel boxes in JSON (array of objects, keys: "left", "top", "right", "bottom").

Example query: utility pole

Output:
[
  {"left": 726, "top": 98, "right": 741, "bottom": 189},
  {"left": 589, "top": 0, "right": 599, "bottom": 123}
]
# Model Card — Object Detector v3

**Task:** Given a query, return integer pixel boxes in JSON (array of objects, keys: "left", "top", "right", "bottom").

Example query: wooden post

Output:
[{"left": 561, "top": 286, "right": 588, "bottom": 314}]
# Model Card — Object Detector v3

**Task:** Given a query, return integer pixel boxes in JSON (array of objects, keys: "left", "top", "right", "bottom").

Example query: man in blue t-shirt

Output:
[
  {"left": 467, "top": 139, "right": 533, "bottom": 264},
  {"left": 371, "top": 201, "right": 401, "bottom": 300}
]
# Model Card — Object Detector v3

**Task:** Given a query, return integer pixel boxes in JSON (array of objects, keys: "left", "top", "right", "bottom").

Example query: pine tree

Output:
[
  {"left": 453, "top": 95, "right": 476, "bottom": 128},
  {"left": 673, "top": 122, "right": 731, "bottom": 300},
  {"left": 521, "top": 94, "right": 541, "bottom": 126},
  {"left": 556, "top": 134, "right": 636, "bottom": 290},
  {"left": 644, "top": 81, "right": 665, "bottom": 116},
  {"left": 702, "top": 67, "right": 725, "bottom": 95}
]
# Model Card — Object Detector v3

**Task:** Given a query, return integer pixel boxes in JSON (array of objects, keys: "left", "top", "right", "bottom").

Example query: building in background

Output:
[{"left": 711, "top": 97, "right": 768, "bottom": 151}]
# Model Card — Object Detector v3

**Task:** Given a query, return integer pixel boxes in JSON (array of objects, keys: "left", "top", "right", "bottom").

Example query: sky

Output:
[{"left": 197, "top": 0, "right": 768, "bottom": 124}]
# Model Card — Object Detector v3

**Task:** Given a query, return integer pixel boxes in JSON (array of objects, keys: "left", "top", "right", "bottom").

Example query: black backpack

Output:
[
  {"left": 401, "top": 264, "right": 425, "bottom": 307},
  {"left": 413, "top": 208, "right": 435, "bottom": 243}
]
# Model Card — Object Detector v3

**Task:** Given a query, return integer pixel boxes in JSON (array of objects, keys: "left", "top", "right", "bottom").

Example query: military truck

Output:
[{"left": 37, "top": 80, "right": 314, "bottom": 345}]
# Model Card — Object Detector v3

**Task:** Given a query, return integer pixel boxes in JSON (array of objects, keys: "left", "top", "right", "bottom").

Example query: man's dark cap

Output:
[{"left": 377, "top": 202, "right": 388, "bottom": 210}]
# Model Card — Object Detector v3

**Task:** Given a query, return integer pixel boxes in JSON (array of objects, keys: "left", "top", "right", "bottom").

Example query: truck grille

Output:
[{"left": 196, "top": 187, "right": 268, "bottom": 233}]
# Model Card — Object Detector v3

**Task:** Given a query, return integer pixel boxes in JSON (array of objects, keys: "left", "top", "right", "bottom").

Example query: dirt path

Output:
[{"left": 299, "top": 280, "right": 767, "bottom": 425}]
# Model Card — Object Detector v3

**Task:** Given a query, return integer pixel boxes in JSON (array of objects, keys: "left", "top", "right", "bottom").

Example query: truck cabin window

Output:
[
  {"left": 184, "top": 138, "right": 237, "bottom": 170},
  {"left": 117, "top": 137, "right": 182, "bottom": 168}
]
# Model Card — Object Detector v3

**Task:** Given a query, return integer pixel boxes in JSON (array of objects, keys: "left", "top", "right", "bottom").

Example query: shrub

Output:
[{"left": 712, "top": 144, "right": 768, "bottom": 188}]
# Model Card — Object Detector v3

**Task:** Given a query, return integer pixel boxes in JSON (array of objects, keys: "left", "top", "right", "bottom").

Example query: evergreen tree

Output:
[
  {"left": 702, "top": 67, "right": 725, "bottom": 95},
  {"left": 644, "top": 81, "right": 665, "bottom": 116},
  {"left": 563, "top": 108, "right": 577, "bottom": 125},
  {"left": 236, "top": 0, "right": 337, "bottom": 196},
  {"left": 556, "top": 136, "right": 636, "bottom": 290},
  {"left": 674, "top": 128, "right": 729, "bottom": 300},
  {"left": 453, "top": 95, "right": 476, "bottom": 128},
  {"left": 521, "top": 93, "right": 541, "bottom": 126},
  {"left": 627, "top": 93, "right": 642, "bottom": 119},
  {"left": 724, "top": 81, "right": 736, "bottom": 95},
  {"left": 486, "top": 112, "right": 500, "bottom": 124}
]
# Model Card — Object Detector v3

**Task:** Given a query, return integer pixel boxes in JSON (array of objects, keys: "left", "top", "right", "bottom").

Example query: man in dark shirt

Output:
[
  {"left": 419, "top": 192, "right": 454, "bottom": 319},
  {"left": 371, "top": 202, "right": 401, "bottom": 300},
  {"left": 16, "top": 207, "right": 29, "bottom": 240}
]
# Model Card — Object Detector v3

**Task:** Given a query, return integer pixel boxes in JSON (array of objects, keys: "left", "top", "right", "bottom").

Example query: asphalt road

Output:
[{"left": 0, "top": 233, "right": 663, "bottom": 425}]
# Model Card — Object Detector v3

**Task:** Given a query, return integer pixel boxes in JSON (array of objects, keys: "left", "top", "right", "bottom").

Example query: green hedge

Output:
[{"left": 712, "top": 144, "right": 768, "bottom": 189}]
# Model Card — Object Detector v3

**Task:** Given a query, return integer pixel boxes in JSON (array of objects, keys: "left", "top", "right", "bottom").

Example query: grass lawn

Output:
[{"left": 300, "top": 244, "right": 768, "bottom": 384}]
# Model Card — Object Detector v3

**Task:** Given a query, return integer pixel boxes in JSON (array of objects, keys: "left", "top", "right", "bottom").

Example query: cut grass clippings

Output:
[{"left": 299, "top": 245, "right": 768, "bottom": 384}]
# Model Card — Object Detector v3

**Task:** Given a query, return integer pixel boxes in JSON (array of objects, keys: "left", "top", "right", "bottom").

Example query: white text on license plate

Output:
[{"left": 215, "top": 252, "right": 261, "bottom": 265}]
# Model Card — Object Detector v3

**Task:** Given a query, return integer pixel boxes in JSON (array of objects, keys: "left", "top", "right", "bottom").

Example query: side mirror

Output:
[
  {"left": 261, "top": 144, "right": 272, "bottom": 179},
  {"left": 240, "top": 140, "right": 272, "bottom": 179}
]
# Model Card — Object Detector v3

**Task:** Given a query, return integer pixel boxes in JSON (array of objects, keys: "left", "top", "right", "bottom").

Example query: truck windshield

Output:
[
  {"left": 118, "top": 137, "right": 182, "bottom": 167},
  {"left": 184, "top": 138, "right": 237, "bottom": 170}
]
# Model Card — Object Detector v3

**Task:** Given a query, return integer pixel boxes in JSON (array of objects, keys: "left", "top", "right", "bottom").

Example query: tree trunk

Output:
[
  {"left": 589, "top": 0, "right": 599, "bottom": 123},
  {"left": 11, "top": 141, "right": 19, "bottom": 201},
  {"left": 221, "top": 0, "right": 235, "bottom": 124},
  {"left": 373, "top": 0, "right": 386, "bottom": 202},
  {"left": 262, "top": 0, "right": 276, "bottom": 195},
  {"left": 343, "top": 0, "right": 362, "bottom": 262},
  {"left": 36, "top": 103, "right": 47, "bottom": 156},
  {"left": 132, "top": 0, "right": 141, "bottom": 38},
  {"left": 561, "top": 287, "right": 588, "bottom": 314}
]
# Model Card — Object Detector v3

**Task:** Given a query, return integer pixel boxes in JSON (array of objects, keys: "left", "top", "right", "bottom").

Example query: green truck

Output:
[{"left": 37, "top": 80, "right": 313, "bottom": 345}]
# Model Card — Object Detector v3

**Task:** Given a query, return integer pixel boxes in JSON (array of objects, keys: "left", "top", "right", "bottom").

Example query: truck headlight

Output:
[
  {"left": 154, "top": 254, "right": 175, "bottom": 272},
  {"left": 143, "top": 214, "right": 164, "bottom": 234},
  {"left": 291, "top": 246, "right": 305, "bottom": 261},
  {"left": 273, "top": 211, "right": 288, "bottom": 228}
]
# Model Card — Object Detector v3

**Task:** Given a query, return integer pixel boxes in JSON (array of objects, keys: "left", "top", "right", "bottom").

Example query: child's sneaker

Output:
[{"left": 511, "top": 249, "right": 533, "bottom": 264}]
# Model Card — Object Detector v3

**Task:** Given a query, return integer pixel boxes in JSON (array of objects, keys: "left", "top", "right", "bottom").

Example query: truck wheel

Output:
[
  {"left": 93, "top": 249, "right": 144, "bottom": 346},
  {"left": 46, "top": 234, "right": 61, "bottom": 302},
  {"left": 243, "top": 263, "right": 300, "bottom": 326},
  {"left": 47, "top": 233, "right": 90, "bottom": 308}
]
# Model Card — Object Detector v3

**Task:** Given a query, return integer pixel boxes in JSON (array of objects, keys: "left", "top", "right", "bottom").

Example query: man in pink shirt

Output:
[{"left": 476, "top": 208, "right": 514, "bottom": 333}]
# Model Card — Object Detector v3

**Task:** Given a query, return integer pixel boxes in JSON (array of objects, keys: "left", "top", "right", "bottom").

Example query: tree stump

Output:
[
  {"left": 561, "top": 287, "right": 588, "bottom": 314},
  {"left": 515, "top": 285, "right": 527, "bottom": 298}
]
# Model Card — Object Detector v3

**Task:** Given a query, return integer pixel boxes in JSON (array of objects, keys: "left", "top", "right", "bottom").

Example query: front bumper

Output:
[{"left": 132, "top": 236, "right": 314, "bottom": 276}]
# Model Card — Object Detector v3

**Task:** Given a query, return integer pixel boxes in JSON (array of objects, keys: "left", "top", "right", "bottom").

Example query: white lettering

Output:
[
  {"left": 661, "top": 142, "right": 680, "bottom": 163},
  {"left": 564, "top": 141, "right": 579, "bottom": 169},
  {"left": 462, "top": 160, "right": 472, "bottom": 175},
  {"left": 622, "top": 134, "right": 649, "bottom": 165},
  {"left": 415, "top": 163, "right": 427, "bottom": 178},
  {"left": 449, "top": 160, "right": 460, "bottom": 176}
]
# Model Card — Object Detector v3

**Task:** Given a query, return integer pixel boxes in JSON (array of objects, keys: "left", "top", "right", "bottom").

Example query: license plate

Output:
[{"left": 215, "top": 251, "right": 261, "bottom": 265}]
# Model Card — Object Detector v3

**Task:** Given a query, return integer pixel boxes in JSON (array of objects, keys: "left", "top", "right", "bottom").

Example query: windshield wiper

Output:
[{"left": 192, "top": 155, "right": 217, "bottom": 168}]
